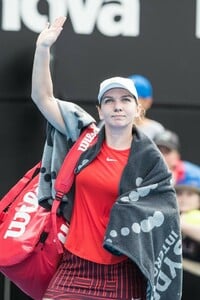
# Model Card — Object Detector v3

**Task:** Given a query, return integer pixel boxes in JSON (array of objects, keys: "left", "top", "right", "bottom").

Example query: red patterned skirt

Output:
[{"left": 43, "top": 250, "right": 147, "bottom": 300}]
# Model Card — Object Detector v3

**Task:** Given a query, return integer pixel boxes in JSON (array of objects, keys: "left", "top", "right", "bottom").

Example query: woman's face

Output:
[
  {"left": 97, "top": 88, "right": 138, "bottom": 130},
  {"left": 176, "top": 189, "right": 200, "bottom": 213}
]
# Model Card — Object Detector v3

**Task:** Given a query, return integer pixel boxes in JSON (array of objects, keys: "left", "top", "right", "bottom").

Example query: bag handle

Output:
[{"left": 0, "top": 162, "right": 41, "bottom": 212}]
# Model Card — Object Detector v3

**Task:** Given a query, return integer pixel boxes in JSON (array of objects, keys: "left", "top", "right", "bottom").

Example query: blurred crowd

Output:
[{"left": 129, "top": 74, "right": 200, "bottom": 300}]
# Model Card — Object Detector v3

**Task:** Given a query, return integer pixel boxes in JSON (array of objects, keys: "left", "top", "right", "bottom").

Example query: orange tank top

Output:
[{"left": 65, "top": 142, "right": 130, "bottom": 264}]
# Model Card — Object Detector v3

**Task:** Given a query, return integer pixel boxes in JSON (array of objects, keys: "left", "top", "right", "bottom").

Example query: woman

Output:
[{"left": 32, "top": 17, "right": 182, "bottom": 300}]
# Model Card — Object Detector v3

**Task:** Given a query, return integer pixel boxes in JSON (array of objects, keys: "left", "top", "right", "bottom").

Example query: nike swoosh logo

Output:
[{"left": 106, "top": 157, "right": 117, "bottom": 162}]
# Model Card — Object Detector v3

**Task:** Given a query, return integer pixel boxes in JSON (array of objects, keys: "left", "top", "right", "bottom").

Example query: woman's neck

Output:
[{"left": 105, "top": 127, "right": 133, "bottom": 150}]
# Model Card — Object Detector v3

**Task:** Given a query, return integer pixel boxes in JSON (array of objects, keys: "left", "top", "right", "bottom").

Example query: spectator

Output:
[
  {"left": 154, "top": 129, "right": 200, "bottom": 299},
  {"left": 154, "top": 129, "right": 200, "bottom": 185},
  {"left": 128, "top": 74, "right": 165, "bottom": 139},
  {"left": 175, "top": 173, "right": 200, "bottom": 261},
  {"left": 175, "top": 168, "right": 200, "bottom": 300}
]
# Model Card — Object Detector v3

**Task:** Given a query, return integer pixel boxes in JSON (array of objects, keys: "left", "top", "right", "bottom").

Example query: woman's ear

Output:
[{"left": 136, "top": 103, "right": 145, "bottom": 119}]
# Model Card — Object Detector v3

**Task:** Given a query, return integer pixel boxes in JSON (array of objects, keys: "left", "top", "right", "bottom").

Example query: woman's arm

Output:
[{"left": 31, "top": 16, "right": 67, "bottom": 133}]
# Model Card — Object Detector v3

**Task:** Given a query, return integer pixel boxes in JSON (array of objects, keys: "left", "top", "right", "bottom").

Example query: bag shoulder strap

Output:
[
  {"left": 52, "top": 122, "right": 100, "bottom": 253},
  {"left": 54, "top": 122, "right": 99, "bottom": 197}
]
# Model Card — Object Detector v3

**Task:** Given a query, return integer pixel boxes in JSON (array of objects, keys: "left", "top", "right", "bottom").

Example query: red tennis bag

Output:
[
  {"left": 0, "top": 162, "right": 68, "bottom": 299},
  {"left": 0, "top": 123, "right": 99, "bottom": 300}
]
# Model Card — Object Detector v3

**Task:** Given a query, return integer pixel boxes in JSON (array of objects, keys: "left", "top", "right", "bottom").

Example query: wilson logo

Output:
[
  {"left": 3, "top": 185, "right": 69, "bottom": 244},
  {"left": 78, "top": 124, "right": 99, "bottom": 151},
  {"left": 3, "top": 185, "right": 39, "bottom": 239},
  {"left": 58, "top": 223, "right": 69, "bottom": 244}
]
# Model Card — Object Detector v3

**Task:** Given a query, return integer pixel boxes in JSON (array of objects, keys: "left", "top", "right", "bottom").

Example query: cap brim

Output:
[{"left": 98, "top": 83, "right": 138, "bottom": 103}]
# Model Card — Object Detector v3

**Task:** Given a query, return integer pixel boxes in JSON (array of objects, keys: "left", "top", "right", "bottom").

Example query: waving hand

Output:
[{"left": 36, "top": 16, "right": 67, "bottom": 48}]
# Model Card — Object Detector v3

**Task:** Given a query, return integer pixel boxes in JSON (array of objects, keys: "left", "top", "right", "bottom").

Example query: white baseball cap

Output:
[{"left": 97, "top": 76, "right": 138, "bottom": 104}]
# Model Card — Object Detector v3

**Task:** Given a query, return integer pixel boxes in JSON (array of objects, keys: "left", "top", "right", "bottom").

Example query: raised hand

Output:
[{"left": 36, "top": 16, "right": 67, "bottom": 48}]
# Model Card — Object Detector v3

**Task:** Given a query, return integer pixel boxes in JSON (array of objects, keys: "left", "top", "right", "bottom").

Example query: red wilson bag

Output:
[
  {"left": 0, "top": 163, "right": 69, "bottom": 300},
  {"left": 0, "top": 123, "right": 99, "bottom": 300}
]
